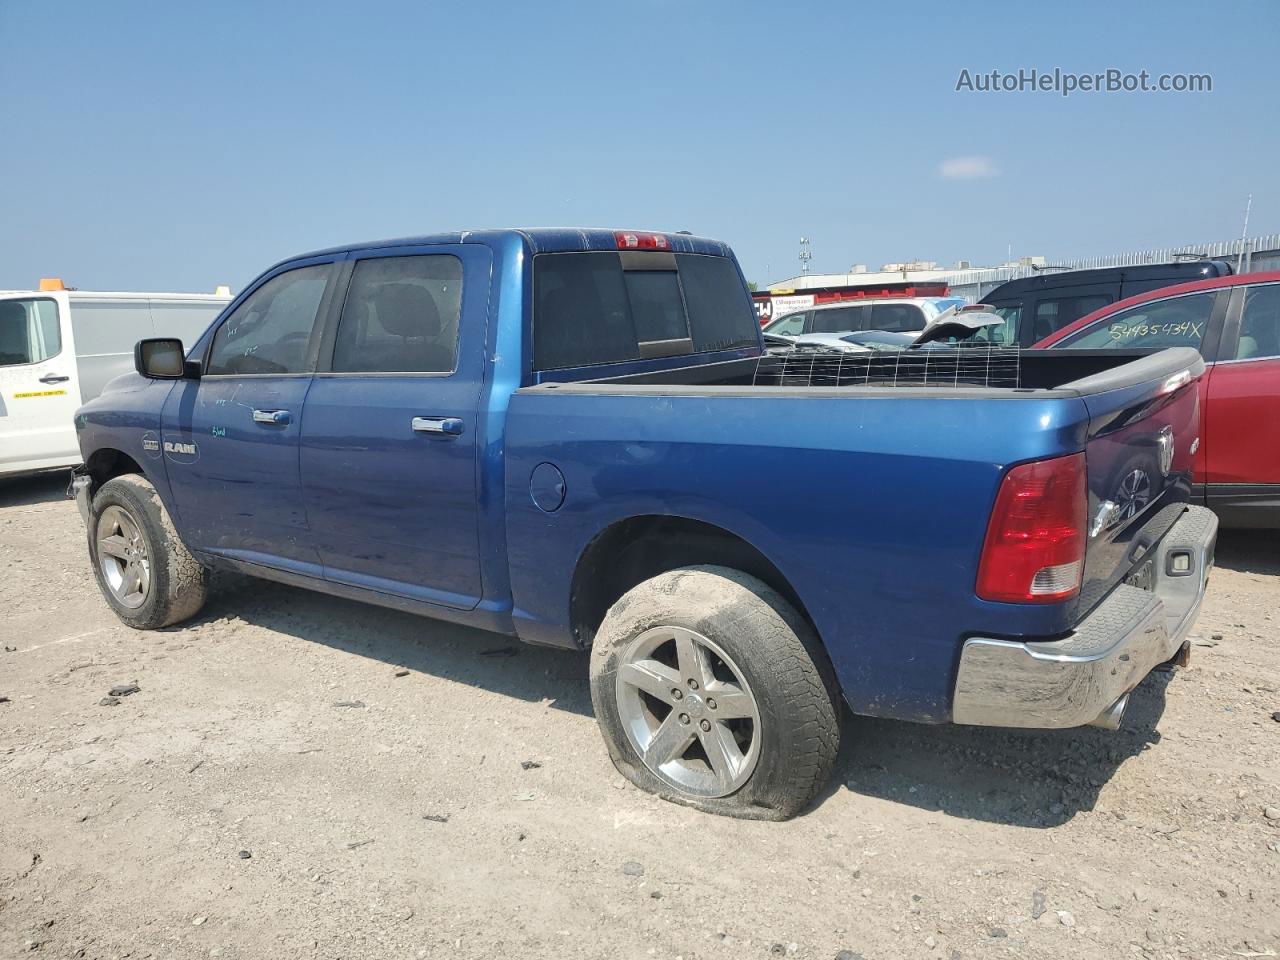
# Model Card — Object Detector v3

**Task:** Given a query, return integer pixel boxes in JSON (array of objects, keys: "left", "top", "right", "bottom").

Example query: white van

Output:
[{"left": 0, "top": 281, "right": 231, "bottom": 477}]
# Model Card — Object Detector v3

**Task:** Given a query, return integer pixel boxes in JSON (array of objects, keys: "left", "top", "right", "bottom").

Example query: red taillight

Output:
[
  {"left": 615, "top": 231, "right": 670, "bottom": 250},
  {"left": 976, "top": 453, "right": 1087, "bottom": 604}
]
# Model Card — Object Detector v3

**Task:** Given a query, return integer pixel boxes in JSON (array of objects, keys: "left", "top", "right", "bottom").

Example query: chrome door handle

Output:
[
  {"left": 39, "top": 374, "right": 70, "bottom": 384},
  {"left": 411, "top": 416, "right": 463, "bottom": 436},
  {"left": 252, "top": 409, "right": 291, "bottom": 425}
]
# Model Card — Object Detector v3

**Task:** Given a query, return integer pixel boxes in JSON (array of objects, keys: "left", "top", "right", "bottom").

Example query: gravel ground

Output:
[{"left": 1, "top": 472, "right": 1278, "bottom": 960}]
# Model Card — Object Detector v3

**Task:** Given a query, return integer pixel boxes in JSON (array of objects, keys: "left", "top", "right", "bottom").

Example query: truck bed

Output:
[{"left": 506, "top": 346, "right": 1204, "bottom": 722}]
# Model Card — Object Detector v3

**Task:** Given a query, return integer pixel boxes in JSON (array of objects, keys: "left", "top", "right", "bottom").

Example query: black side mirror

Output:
[{"left": 135, "top": 338, "right": 187, "bottom": 379}]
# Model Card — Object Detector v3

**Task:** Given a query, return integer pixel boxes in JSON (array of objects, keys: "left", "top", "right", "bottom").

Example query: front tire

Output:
[
  {"left": 589, "top": 565, "right": 841, "bottom": 820},
  {"left": 88, "top": 474, "right": 209, "bottom": 629}
]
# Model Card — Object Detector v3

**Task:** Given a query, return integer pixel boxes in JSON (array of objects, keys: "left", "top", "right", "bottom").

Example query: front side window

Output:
[
  {"left": 207, "top": 265, "right": 330, "bottom": 375},
  {"left": 0, "top": 298, "right": 60, "bottom": 367},
  {"left": 1234, "top": 284, "right": 1280, "bottom": 360},
  {"left": 333, "top": 255, "right": 463, "bottom": 373},
  {"left": 866, "top": 302, "right": 926, "bottom": 333},
  {"left": 533, "top": 252, "right": 758, "bottom": 370},
  {"left": 1061, "top": 292, "right": 1215, "bottom": 351}
]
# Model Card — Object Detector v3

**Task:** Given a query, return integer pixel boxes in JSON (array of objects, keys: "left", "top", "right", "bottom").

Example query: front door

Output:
[
  {"left": 300, "top": 245, "right": 488, "bottom": 609},
  {"left": 162, "top": 259, "right": 338, "bottom": 571},
  {"left": 1204, "top": 282, "right": 1280, "bottom": 492},
  {"left": 0, "top": 294, "right": 81, "bottom": 474}
]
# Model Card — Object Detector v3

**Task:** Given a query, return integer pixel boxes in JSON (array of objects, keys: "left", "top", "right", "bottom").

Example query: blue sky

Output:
[{"left": 1, "top": 0, "right": 1275, "bottom": 291}]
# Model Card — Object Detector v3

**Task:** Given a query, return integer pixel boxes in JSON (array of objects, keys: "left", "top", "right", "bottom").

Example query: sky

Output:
[{"left": 1, "top": 0, "right": 1276, "bottom": 292}]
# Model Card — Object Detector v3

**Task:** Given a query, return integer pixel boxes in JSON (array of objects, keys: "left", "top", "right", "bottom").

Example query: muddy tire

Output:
[
  {"left": 88, "top": 474, "right": 209, "bottom": 629},
  {"left": 589, "top": 565, "right": 841, "bottom": 820}
]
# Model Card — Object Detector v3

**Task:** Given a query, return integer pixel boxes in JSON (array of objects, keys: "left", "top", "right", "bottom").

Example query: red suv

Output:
[{"left": 1036, "top": 271, "right": 1280, "bottom": 528}]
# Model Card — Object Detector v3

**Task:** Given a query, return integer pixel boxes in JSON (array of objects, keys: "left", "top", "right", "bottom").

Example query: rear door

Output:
[
  {"left": 1203, "top": 282, "right": 1280, "bottom": 515},
  {"left": 162, "top": 258, "right": 338, "bottom": 570},
  {"left": 0, "top": 293, "right": 80, "bottom": 474},
  {"left": 300, "top": 244, "right": 490, "bottom": 609}
]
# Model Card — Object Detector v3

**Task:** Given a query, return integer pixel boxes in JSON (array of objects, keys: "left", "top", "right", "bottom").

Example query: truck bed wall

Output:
[{"left": 503, "top": 389, "right": 1096, "bottom": 723}]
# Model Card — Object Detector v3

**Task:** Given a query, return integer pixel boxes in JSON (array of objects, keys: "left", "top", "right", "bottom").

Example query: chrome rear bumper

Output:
[{"left": 952, "top": 505, "right": 1217, "bottom": 729}]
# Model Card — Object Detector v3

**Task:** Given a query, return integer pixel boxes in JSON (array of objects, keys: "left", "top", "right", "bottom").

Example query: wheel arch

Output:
[
  {"left": 569, "top": 514, "right": 818, "bottom": 650},
  {"left": 84, "top": 447, "right": 146, "bottom": 493}
]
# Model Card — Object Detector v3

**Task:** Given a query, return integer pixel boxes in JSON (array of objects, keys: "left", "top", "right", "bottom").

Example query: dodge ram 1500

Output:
[{"left": 71, "top": 228, "right": 1217, "bottom": 819}]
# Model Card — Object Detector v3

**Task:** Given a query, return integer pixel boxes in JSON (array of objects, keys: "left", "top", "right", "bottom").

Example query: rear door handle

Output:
[
  {"left": 411, "top": 416, "right": 464, "bottom": 436},
  {"left": 39, "top": 374, "right": 70, "bottom": 384},
  {"left": 252, "top": 409, "right": 292, "bottom": 425}
]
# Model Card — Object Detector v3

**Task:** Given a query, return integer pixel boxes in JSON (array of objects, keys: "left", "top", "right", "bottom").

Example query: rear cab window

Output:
[{"left": 533, "top": 252, "right": 759, "bottom": 372}]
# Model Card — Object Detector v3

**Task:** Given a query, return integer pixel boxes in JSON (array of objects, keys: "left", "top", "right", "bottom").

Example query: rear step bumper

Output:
[{"left": 952, "top": 505, "right": 1217, "bottom": 730}]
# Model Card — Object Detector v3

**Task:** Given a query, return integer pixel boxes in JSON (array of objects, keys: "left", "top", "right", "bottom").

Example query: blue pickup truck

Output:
[{"left": 71, "top": 228, "right": 1217, "bottom": 819}]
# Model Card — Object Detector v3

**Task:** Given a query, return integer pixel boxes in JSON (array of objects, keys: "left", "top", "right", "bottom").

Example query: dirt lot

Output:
[{"left": 1, "top": 473, "right": 1277, "bottom": 960}]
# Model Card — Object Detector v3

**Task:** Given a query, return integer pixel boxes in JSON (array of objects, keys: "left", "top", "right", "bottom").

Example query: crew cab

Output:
[
  {"left": 71, "top": 228, "right": 1217, "bottom": 819},
  {"left": 1036, "top": 270, "right": 1280, "bottom": 528}
]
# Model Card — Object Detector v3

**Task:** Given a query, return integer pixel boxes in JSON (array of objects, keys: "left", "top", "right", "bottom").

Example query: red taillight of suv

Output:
[{"left": 976, "top": 453, "right": 1087, "bottom": 604}]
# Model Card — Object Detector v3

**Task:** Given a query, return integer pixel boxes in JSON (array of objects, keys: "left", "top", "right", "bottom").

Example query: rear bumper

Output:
[{"left": 952, "top": 505, "right": 1217, "bottom": 729}]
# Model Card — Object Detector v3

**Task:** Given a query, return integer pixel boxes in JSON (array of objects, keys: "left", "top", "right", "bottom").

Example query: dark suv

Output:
[{"left": 983, "top": 260, "right": 1233, "bottom": 346}]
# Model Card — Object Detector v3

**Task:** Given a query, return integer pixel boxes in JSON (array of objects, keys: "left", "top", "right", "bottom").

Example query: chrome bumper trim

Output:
[{"left": 952, "top": 505, "right": 1217, "bottom": 729}]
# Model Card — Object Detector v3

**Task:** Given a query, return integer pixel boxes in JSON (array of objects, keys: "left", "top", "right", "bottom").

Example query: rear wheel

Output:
[
  {"left": 88, "top": 474, "right": 209, "bottom": 629},
  {"left": 589, "top": 565, "right": 841, "bottom": 820}
]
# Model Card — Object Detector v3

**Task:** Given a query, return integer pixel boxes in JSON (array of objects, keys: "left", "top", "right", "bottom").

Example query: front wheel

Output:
[
  {"left": 88, "top": 474, "right": 209, "bottom": 629},
  {"left": 589, "top": 565, "right": 841, "bottom": 820}
]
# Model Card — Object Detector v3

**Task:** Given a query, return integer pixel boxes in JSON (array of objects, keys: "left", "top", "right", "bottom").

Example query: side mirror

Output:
[{"left": 134, "top": 338, "right": 188, "bottom": 379}]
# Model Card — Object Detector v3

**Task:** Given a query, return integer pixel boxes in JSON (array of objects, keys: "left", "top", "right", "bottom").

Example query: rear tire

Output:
[
  {"left": 88, "top": 474, "right": 209, "bottom": 629},
  {"left": 589, "top": 565, "right": 841, "bottom": 820}
]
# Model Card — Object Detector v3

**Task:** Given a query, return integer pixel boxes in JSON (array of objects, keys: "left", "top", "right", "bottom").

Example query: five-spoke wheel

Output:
[
  {"left": 615, "top": 625, "right": 761, "bottom": 798},
  {"left": 96, "top": 504, "right": 151, "bottom": 608}
]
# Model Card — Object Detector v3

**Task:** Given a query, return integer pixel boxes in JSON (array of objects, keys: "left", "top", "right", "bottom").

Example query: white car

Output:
[
  {"left": 0, "top": 281, "right": 231, "bottom": 477},
  {"left": 762, "top": 296, "right": 969, "bottom": 346}
]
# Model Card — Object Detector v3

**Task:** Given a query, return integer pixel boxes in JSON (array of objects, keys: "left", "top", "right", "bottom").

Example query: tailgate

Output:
[{"left": 1069, "top": 347, "right": 1205, "bottom": 615}]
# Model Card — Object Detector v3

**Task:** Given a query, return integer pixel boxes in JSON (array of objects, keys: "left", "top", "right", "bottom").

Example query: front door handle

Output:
[
  {"left": 411, "top": 416, "right": 464, "bottom": 436},
  {"left": 252, "top": 409, "right": 292, "bottom": 425},
  {"left": 39, "top": 374, "right": 70, "bottom": 384}
]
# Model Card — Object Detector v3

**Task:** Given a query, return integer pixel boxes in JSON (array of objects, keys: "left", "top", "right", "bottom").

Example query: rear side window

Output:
[
  {"left": 1234, "top": 284, "right": 1280, "bottom": 360},
  {"left": 533, "top": 252, "right": 758, "bottom": 370},
  {"left": 333, "top": 255, "right": 463, "bottom": 373},
  {"left": 207, "top": 265, "right": 330, "bottom": 375},
  {"left": 1061, "top": 292, "right": 1215, "bottom": 351},
  {"left": 0, "top": 298, "right": 60, "bottom": 366},
  {"left": 866, "top": 302, "right": 926, "bottom": 333},
  {"left": 810, "top": 306, "right": 865, "bottom": 334},
  {"left": 1032, "top": 295, "right": 1112, "bottom": 341}
]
